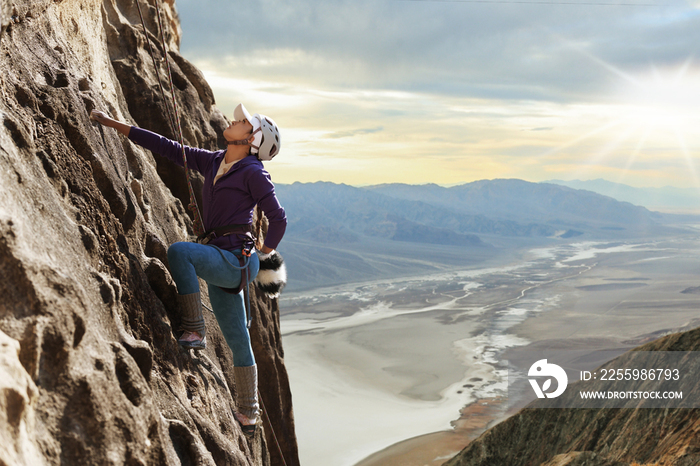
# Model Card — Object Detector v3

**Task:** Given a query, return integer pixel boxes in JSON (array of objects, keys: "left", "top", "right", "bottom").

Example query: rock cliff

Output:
[
  {"left": 445, "top": 328, "right": 700, "bottom": 466},
  {"left": 0, "top": 0, "right": 299, "bottom": 464}
]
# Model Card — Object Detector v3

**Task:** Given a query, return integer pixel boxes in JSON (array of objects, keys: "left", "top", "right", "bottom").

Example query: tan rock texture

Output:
[
  {"left": 0, "top": 330, "right": 44, "bottom": 466},
  {"left": 0, "top": 0, "right": 299, "bottom": 465},
  {"left": 445, "top": 328, "right": 700, "bottom": 466}
]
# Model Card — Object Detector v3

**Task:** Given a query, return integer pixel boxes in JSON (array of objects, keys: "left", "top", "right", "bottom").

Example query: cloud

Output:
[
  {"left": 325, "top": 127, "right": 385, "bottom": 139},
  {"left": 177, "top": 0, "right": 700, "bottom": 102},
  {"left": 173, "top": 0, "right": 700, "bottom": 188}
]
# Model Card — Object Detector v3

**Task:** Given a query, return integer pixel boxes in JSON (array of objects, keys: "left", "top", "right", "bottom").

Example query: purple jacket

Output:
[{"left": 129, "top": 127, "right": 287, "bottom": 251}]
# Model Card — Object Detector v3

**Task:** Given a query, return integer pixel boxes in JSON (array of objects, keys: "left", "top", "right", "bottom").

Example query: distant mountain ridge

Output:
[
  {"left": 365, "top": 179, "right": 657, "bottom": 227},
  {"left": 546, "top": 179, "right": 700, "bottom": 213},
  {"left": 275, "top": 179, "right": 661, "bottom": 248},
  {"left": 274, "top": 179, "right": 679, "bottom": 291}
]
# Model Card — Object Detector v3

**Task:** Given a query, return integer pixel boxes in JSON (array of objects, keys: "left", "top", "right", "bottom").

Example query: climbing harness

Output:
[
  {"left": 206, "top": 243, "right": 254, "bottom": 329},
  {"left": 134, "top": 0, "right": 205, "bottom": 237},
  {"left": 197, "top": 224, "right": 254, "bottom": 246},
  {"left": 197, "top": 224, "right": 255, "bottom": 326}
]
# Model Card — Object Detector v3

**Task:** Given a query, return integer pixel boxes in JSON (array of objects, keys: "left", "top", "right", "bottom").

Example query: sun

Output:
[
  {"left": 607, "top": 60, "right": 700, "bottom": 186},
  {"left": 540, "top": 57, "right": 700, "bottom": 188},
  {"left": 619, "top": 60, "right": 700, "bottom": 134}
]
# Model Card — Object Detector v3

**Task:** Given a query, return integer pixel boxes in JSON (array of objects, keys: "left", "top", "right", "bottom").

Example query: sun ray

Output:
[
  {"left": 672, "top": 57, "right": 693, "bottom": 85},
  {"left": 615, "top": 131, "right": 648, "bottom": 187},
  {"left": 539, "top": 119, "right": 623, "bottom": 158},
  {"left": 551, "top": 31, "right": 641, "bottom": 86},
  {"left": 536, "top": 33, "right": 699, "bottom": 188},
  {"left": 674, "top": 128, "right": 700, "bottom": 189},
  {"left": 589, "top": 126, "right": 635, "bottom": 166}
]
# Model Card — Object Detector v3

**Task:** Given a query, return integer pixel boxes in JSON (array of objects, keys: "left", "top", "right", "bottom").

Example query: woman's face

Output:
[{"left": 224, "top": 119, "right": 253, "bottom": 142}]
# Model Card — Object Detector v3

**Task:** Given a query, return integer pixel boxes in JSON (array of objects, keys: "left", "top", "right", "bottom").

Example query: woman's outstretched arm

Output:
[
  {"left": 90, "top": 110, "right": 131, "bottom": 136},
  {"left": 90, "top": 109, "right": 214, "bottom": 175}
]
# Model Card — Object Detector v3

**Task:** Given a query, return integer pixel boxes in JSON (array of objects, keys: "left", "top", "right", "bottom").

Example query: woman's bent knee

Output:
[{"left": 167, "top": 241, "right": 190, "bottom": 263}]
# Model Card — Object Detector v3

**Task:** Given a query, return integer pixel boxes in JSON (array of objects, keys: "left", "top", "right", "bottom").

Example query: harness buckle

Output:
[{"left": 197, "top": 232, "right": 214, "bottom": 245}]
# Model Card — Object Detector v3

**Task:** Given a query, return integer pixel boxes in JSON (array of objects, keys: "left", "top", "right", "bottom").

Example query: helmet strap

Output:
[
  {"left": 227, "top": 139, "right": 250, "bottom": 146},
  {"left": 226, "top": 127, "right": 261, "bottom": 149}
]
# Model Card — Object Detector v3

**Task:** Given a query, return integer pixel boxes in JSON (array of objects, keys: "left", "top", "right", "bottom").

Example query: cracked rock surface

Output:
[{"left": 0, "top": 0, "right": 299, "bottom": 464}]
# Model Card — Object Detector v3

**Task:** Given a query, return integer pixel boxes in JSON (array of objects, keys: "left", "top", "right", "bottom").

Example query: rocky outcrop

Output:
[
  {"left": 445, "top": 328, "right": 700, "bottom": 466},
  {"left": 0, "top": 0, "right": 298, "bottom": 464}
]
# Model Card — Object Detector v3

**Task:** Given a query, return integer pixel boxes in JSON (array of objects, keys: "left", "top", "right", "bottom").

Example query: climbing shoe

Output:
[
  {"left": 178, "top": 330, "right": 206, "bottom": 350},
  {"left": 177, "top": 292, "right": 206, "bottom": 349},
  {"left": 233, "top": 411, "right": 258, "bottom": 439}
]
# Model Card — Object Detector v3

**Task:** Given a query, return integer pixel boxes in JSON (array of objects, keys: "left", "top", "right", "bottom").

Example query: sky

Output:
[{"left": 174, "top": 0, "right": 700, "bottom": 187}]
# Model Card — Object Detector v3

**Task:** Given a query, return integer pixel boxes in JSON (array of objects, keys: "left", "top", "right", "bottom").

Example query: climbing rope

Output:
[
  {"left": 201, "top": 299, "right": 290, "bottom": 465},
  {"left": 133, "top": 1, "right": 177, "bottom": 133},
  {"left": 259, "top": 389, "right": 290, "bottom": 466},
  {"left": 134, "top": 0, "right": 205, "bottom": 237}
]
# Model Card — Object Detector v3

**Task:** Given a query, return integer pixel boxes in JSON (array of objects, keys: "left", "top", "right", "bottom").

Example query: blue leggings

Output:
[{"left": 167, "top": 241, "right": 260, "bottom": 367}]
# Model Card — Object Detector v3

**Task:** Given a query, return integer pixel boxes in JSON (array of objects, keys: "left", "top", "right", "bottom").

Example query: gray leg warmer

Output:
[
  {"left": 234, "top": 365, "right": 260, "bottom": 421},
  {"left": 178, "top": 292, "right": 205, "bottom": 338}
]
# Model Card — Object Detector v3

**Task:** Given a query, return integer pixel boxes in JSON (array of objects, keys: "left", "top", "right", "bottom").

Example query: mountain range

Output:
[
  {"left": 546, "top": 179, "right": 700, "bottom": 213},
  {"left": 273, "top": 179, "right": 689, "bottom": 291},
  {"left": 275, "top": 179, "right": 666, "bottom": 247}
]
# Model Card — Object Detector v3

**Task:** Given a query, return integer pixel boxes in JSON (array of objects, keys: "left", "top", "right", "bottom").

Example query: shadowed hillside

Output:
[{"left": 445, "top": 328, "right": 700, "bottom": 466}]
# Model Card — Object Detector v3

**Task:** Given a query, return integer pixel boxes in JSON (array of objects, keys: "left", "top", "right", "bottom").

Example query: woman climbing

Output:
[{"left": 90, "top": 104, "right": 287, "bottom": 437}]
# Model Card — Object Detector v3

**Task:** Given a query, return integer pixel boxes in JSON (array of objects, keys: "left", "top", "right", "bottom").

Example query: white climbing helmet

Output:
[{"left": 233, "top": 103, "right": 281, "bottom": 161}]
